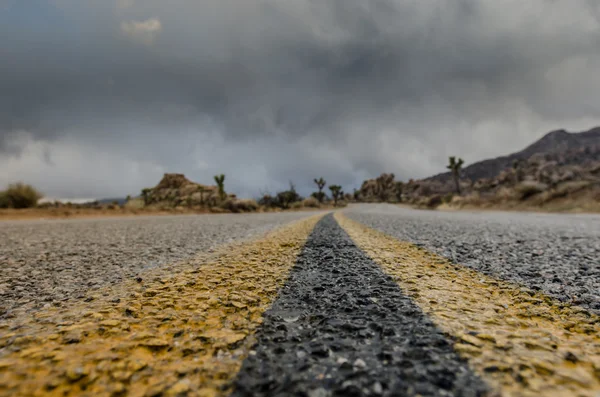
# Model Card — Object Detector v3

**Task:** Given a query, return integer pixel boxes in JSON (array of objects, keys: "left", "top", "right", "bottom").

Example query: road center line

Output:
[
  {"left": 232, "top": 214, "right": 487, "bottom": 396},
  {"left": 336, "top": 212, "right": 600, "bottom": 397},
  {"left": 0, "top": 215, "right": 322, "bottom": 397}
]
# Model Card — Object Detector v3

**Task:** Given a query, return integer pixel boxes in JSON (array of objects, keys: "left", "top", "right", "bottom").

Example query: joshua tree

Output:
[
  {"left": 512, "top": 159, "right": 525, "bottom": 182},
  {"left": 375, "top": 173, "right": 395, "bottom": 202},
  {"left": 197, "top": 185, "right": 205, "bottom": 206},
  {"left": 313, "top": 177, "right": 326, "bottom": 203},
  {"left": 394, "top": 181, "right": 404, "bottom": 202},
  {"left": 447, "top": 156, "right": 464, "bottom": 194},
  {"left": 214, "top": 174, "right": 226, "bottom": 201},
  {"left": 329, "top": 185, "right": 343, "bottom": 207}
]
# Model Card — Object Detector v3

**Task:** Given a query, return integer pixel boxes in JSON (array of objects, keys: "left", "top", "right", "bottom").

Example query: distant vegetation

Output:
[
  {"left": 0, "top": 183, "right": 42, "bottom": 209},
  {"left": 0, "top": 173, "right": 350, "bottom": 218},
  {"left": 258, "top": 179, "right": 348, "bottom": 210},
  {"left": 135, "top": 173, "right": 347, "bottom": 214},
  {"left": 313, "top": 178, "right": 327, "bottom": 203},
  {"left": 214, "top": 174, "right": 226, "bottom": 201},
  {"left": 6, "top": 126, "right": 597, "bottom": 216},
  {"left": 329, "top": 185, "right": 343, "bottom": 207},
  {"left": 446, "top": 156, "right": 464, "bottom": 194},
  {"left": 353, "top": 127, "right": 600, "bottom": 212}
]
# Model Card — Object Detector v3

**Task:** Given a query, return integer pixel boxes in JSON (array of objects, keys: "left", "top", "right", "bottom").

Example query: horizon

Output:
[
  {"left": 26, "top": 124, "right": 600, "bottom": 201},
  {"left": 2, "top": 1, "right": 600, "bottom": 199}
]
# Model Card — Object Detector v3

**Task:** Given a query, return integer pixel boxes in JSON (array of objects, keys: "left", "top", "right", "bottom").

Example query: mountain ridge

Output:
[{"left": 426, "top": 126, "right": 600, "bottom": 183}]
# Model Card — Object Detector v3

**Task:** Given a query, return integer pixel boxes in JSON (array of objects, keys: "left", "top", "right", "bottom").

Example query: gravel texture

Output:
[
  {"left": 344, "top": 204, "right": 600, "bottom": 314},
  {"left": 233, "top": 214, "right": 487, "bottom": 397},
  {"left": 0, "top": 212, "right": 321, "bottom": 318}
]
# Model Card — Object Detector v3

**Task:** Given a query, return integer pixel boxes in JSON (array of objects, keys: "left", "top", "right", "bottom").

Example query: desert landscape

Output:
[
  {"left": 357, "top": 127, "right": 600, "bottom": 212},
  {"left": 3, "top": 126, "right": 599, "bottom": 220},
  {"left": 3, "top": 2, "right": 600, "bottom": 396}
]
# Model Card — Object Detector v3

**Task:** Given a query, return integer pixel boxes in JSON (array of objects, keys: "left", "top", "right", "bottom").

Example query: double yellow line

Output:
[
  {"left": 1, "top": 212, "right": 599, "bottom": 396},
  {"left": 0, "top": 215, "right": 322, "bottom": 397},
  {"left": 336, "top": 213, "right": 600, "bottom": 397}
]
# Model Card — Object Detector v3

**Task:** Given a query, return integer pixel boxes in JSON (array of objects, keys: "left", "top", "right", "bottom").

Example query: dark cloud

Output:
[{"left": 1, "top": 0, "right": 600, "bottom": 198}]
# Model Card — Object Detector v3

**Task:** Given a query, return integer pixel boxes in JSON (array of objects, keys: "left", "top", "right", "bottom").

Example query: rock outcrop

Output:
[
  {"left": 356, "top": 126, "right": 600, "bottom": 210},
  {"left": 142, "top": 173, "right": 226, "bottom": 207},
  {"left": 427, "top": 126, "right": 600, "bottom": 184}
]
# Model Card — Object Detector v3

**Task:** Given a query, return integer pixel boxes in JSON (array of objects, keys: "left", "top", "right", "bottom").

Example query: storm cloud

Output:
[{"left": 1, "top": 0, "right": 600, "bottom": 198}]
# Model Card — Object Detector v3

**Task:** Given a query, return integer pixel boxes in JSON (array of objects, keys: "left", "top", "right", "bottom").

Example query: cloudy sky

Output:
[{"left": 2, "top": 0, "right": 600, "bottom": 199}]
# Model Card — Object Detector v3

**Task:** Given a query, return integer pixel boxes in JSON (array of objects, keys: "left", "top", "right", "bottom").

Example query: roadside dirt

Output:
[{"left": 0, "top": 206, "right": 334, "bottom": 221}]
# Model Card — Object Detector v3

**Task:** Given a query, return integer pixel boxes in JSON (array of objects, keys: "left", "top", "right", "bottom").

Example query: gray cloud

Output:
[{"left": 1, "top": 0, "right": 600, "bottom": 198}]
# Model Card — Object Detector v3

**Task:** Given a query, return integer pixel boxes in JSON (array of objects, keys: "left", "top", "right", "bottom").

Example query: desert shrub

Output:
[
  {"left": 0, "top": 192, "right": 10, "bottom": 208},
  {"left": 276, "top": 185, "right": 302, "bottom": 209},
  {"left": 416, "top": 184, "right": 433, "bottom": 196},
  {"left": 495, "top": 187, "right": 518, "bottom": 201},
  {"left": 537, "top": 180, "right": 593, "bottom": 204},
  {"left": 442, "top": 192, "right": 454, "bottom": 204},
  {"left": 237, "top": 199, "right": 259, "bottom": 212},
  {"left": 515, "top": 181, "right": 548, "bottom": 200},
  {"left": 425, "top": 194, "right": 443, "bottom": 209},
  {"left": 124, "top": 198, "right": 145, "bottom": 209},
  {"left": 291, "top": 201, "right": 303, "bottom": 209},
  {"left": 220, "top": 198, "right": 259, "bottom": 213},
  {"left": 302, "top": 197, "right": 320, "bottom": 208},
  {"left": 259, "top": 184, "right": 302, "bottom": 209},
  {"left": 311, "top": 191, "right": 326, "bottom": 203},
  {"left": 258, "top": 194, "right": 277, "bottom": 207},
  {"left": 0, "top": 183, "right": 42, "bottom": 208},
  {"left": 275, "top": 191, "right": 296, "bottom": 209},
  {"left": 554, "top": 180, "right": 592, "bottom": 197},
  {"left": 220, "top": 198, "right": 237, "bottom": 212}
]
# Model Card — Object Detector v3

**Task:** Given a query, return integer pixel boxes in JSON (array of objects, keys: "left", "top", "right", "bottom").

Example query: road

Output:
[
  {"left": 344, "top": 204, "right": 600, "bottom": 315},
  {"left": 0, "top": 212, "right": 322, "bottom": 318},
  {"left": 1, "top": 205, "right": 599, "bottom": 396}
]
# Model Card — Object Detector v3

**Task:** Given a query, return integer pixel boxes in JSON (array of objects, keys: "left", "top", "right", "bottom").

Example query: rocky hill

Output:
[
  {"left": 141, "top": 173, "right": 224, "bottom": 207},
  {"left": 356, "top": 126, "right": 600, "bottom": 211},
  {"left": 427, "top": 126, "right": 600, "bottom": 183}
]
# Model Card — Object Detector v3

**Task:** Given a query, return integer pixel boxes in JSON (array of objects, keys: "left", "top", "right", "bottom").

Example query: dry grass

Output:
[
  {"left": 220, "top": 198, "right": 260, "bottom": 213},
  {"left": 436, "top": 183, "right": 600, "bottom": 214},
  {"left": 0, "top": 201, "right": 331, "bottom": 221},
  {"left": 514, "top": 181, "right": 548, "bottom": 200},
  {"left": 123, "top": 197, "right": 145, "bottom": 210},
  {"left": 302, "top": 197, "right": 320, "bottom": 208}
]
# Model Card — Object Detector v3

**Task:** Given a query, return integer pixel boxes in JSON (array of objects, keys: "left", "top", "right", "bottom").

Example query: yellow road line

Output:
[
  {"left": 336, "top": 213, "right": 600, "bottom": 397},
  {"left": 0, "top": 215, "right": 323, "bottom": 397}
]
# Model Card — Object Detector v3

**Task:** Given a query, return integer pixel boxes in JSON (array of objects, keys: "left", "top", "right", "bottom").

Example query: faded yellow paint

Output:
[
  {"left": 336, "top": 212, "right": 600, "bottom": 397},
  {"left": 0, "top": 215, "right": 323, "bottom": 397}
]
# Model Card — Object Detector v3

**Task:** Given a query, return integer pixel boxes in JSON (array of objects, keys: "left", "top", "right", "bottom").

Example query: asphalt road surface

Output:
[
  {"left": 0, "top": 212, "right": 324, "bottom": 318},
  {"left": 344, "top": 204, "right": 600, "bottom": 315},
  {"left": 1, "top": 205, "right": 599, "bottom": 397}
]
